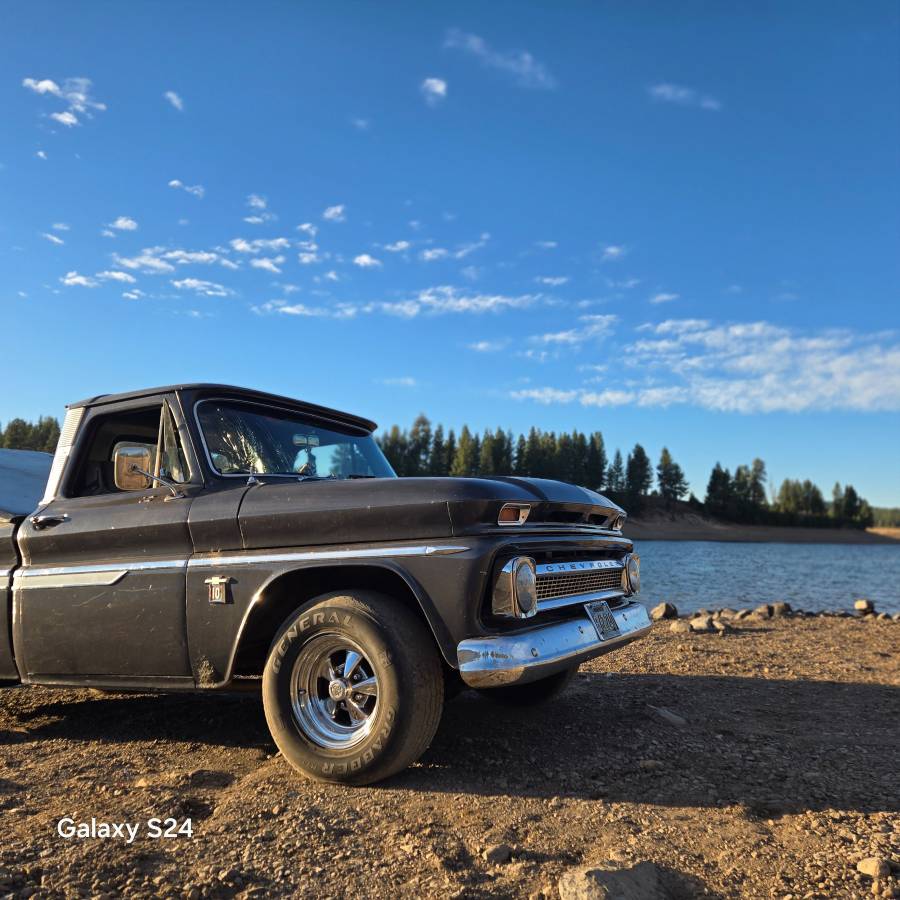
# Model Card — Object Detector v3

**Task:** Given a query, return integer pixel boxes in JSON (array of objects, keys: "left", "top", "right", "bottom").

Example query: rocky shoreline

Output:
[{"left": 1, "top": 613, "right": 898, "bottom": 898}]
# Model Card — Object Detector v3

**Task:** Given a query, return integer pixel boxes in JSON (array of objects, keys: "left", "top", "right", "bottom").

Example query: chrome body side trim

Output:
[
  {"left": 12, "top": 544, "right": 470, "bottom": 582},
  {"left": 17, "top": 570, "right": 129, "bottom": 590},
  {"left": 457, "top": 601, "right": 651, "bottom": 688},
  {"left": 188, "top": 544, "right": 469, "bottom": 569}
]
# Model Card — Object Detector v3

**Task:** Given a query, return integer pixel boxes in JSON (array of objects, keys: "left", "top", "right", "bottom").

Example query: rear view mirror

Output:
[
  {"left": 292, "top": 433, "right": 320, "bottom": 450},
  {"left": 113, "top": 443, "right": 155, "bottom": 491}
]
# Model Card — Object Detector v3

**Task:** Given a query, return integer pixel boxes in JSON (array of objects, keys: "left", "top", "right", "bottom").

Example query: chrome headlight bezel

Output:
[
  {"left": 622, "top": 553, "right": 641, "bottom": 594},
  {"left": 492, "top": 555, "right": 538, "bottom": 619}
]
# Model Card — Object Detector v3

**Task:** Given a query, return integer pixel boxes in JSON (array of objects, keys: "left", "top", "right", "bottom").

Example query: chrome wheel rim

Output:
[{"left": 290, "top": 634, "right": 379, "bottom": 750}]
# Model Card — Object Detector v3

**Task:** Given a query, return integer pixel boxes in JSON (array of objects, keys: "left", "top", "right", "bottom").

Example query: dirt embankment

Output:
[
  {"left": 1, "top": 613, "right": 898, "bottom": 899},
  {"left": 625, "top": 506, "right": 900, "bottom": 544}
]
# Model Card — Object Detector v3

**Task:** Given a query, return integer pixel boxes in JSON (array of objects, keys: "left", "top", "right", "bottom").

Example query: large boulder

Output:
[
  {"left": 650, "top": 602, "right": 678, "bottom": 621},
  {"left": 558, "top": 862, "right": 669, "bottom": 900}
]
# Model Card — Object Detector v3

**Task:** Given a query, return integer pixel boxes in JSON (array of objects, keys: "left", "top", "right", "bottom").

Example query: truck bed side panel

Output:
[{"left": 0, "top": 520, "right": 20, "bottom": 680}]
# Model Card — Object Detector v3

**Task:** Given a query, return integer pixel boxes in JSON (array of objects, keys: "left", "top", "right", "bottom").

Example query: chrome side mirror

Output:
[{"left": 113, "top": 443, "right": 155, "bottom": 491}]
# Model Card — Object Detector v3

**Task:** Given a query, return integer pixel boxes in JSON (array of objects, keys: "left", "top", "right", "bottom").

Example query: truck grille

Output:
[{"left": 536, "top": 565, "right": 624, "bottom": 601}]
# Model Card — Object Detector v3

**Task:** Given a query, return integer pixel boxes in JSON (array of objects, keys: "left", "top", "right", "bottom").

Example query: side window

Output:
[{"left": 66, "top": 403, "right": 188, "bottom": 498}]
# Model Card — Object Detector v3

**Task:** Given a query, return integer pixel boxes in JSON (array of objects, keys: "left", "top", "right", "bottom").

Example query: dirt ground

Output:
[{"left": 1, "top": 614, "right": 898, "bottom": 899}]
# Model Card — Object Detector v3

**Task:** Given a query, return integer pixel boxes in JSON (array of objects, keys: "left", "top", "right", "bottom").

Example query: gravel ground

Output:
[{"left": 1, "top": 612, "right": 898, "bottom": 899}]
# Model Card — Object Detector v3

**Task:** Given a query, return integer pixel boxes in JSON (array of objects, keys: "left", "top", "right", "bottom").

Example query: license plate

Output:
[{"left": 585, "top": 600, "right": 620, "bottom": 639}]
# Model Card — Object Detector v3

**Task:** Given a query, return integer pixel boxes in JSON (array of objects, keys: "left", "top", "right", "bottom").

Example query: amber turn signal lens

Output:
[{"left": 498, "top": 503, "right": 530, "bottom": 525}]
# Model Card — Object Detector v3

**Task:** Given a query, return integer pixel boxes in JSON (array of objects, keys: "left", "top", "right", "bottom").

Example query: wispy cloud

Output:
[
  {"left": 250, "top": 255, "right": 285, "bottom": 274},
  {"left": 22, "top": 77, "right": 106, "bottom": 127},
  {"left": 384, "top": 240, "right": 411, "bottom": 252},
  {"left": 52, "top": 222, "right": 69, "bottom": 231},
  {"left": 420, "top": 248, "right": 449, "bottom": 262},
  {"left": 108, "top": 216, "right": 138, "bottom": 231},
  {"left": 512, "top": 319, "right": 900, "bottom": 413},
  {"left": 168, "top": 179, "right": 205, "bottom": 198},
  {"left": 353, "top": 253, "right": 382, "bottom": 268},
  {"left": 171, "top": 277, "right": 232, "bottom": 297},
  {"left": 163, "top": 90, "right": 184, "bottom": 111},
  {"left": 648, "top": 83, "right": 722, "bottom": 112},
  {"left": 243, "top": 193, "right": 275, "bottom": 224},
  {"left": 381, "top": 376, "right": 417, "bottom": 387},
  {"left": 113, "top": 248, "right": 176, "bottom": 273},
  {"left": 323, "top": 204, "right": 346, "bottom": 222},
  {"left": 421, "top": 77, "right": 448, "bottom": 106},
  {"left": 531, "top": 314, "right": 617, "bottom": 346},
  {"left": 60, "top": 271, "right": 97, "bottom": 287},
  {"left": 444, "top": 29, "right": 556, "bottom": 89},
  {"left": 535, "top": 240, "right": 558, "bottom": 249},
  {"left": 42, "top": 232, "right": 64, "bottom": 245},
  {"left": 601, "top": 245, "right": 626, "bottom": 261},
  {"left": 350, "top": 117, "right": 370, "bottom": 131},
  {"left": 96, "top": 270, "right": 137, "bottom": 283},
  {"left": 468, "top": 339, "right": 508, "bottom": 352},
  {"left": 536, "top": 276, "right": 569, "bottom": 286},
  {"left": 650, "top": 292, "right": 680, "bottom": 304},
  {"left": 35, "top": 150, "right": 48, "bottom": 160},
  {"left": 230, "top": 237, "right": 290, "bottom": 253}
]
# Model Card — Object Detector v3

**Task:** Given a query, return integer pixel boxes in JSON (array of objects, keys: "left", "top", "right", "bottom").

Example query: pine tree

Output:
[
  {"left": 513, "top": 434, "right": 527, "bottom": 475},
  {"left": 657, "top": 447, "right": 688, "bottom": 503},
  {"left": 451, "top": 426, "right": 478, "bottom": 476},
  {"left": 606, "top": 450, "right": 625, "bottom": 493},
  {"left": 479, "top": 430, "right": 497, "bottom": 475},
  {"left": 704, "top": 463, "right": 733, "bottom": 516},
  {"left": 428, "top": 425, "right": 447, "bottom": 476},
  {"left": 625, "top": 443, "right": 652, "bottom": 499},
  {"left": 406, "top": 414, "right": 432, "bottom": 476},
  {"left": 586, "top": 432, "right": 607, "bottom": 490}
]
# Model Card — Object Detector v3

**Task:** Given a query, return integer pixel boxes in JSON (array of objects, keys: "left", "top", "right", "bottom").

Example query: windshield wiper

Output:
[{"left": 346, "top": 474, "right": 377, "bottom": 479}]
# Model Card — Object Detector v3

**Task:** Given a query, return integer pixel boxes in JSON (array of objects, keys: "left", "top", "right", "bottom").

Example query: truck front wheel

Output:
[{"left": 262, "top": 590, "right": 444, "bottom": 785}]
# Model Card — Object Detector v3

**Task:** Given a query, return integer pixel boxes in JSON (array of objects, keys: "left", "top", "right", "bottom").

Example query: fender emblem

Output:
[{"left": 205, "top": 576, "right": 233, "bottom": 605}]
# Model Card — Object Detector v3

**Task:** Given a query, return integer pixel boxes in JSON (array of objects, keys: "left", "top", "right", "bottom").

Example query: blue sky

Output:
[{"left": 3, "top": 1, "right": 899, "bottom": 504}]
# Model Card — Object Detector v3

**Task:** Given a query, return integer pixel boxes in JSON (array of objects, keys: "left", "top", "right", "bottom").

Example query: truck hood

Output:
[{"left": 237, "top": 476, "right": 624, "bottom": 549}]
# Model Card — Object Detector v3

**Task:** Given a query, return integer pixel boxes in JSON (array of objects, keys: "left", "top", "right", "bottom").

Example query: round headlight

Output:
[
  {"left": 626, "top": 554, "right": 641, "bottom": 594},
  {"left": 513, "top": 557, "right": 538, "bottom": 617}
]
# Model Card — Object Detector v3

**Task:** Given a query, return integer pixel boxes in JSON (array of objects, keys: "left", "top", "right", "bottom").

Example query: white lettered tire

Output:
[{"left": 262, "top": 590, "right": 444, "bottom": 785}]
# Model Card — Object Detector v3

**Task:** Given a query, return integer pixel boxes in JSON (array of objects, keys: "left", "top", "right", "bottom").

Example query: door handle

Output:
[{"left": 30, "top": 514, "right": 69, "bottom": 530}]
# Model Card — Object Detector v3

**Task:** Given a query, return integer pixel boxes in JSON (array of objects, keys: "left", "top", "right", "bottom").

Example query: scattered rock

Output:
[
  {"left": 638, "top": 759, "right": 664, "bottom": 771},
  {"left": 876, "top": 612, "right": 890, "bottom": 621},
  {"left": 669, "top": 620, "right": 691, "bottom": 634},
  {"left": 713, "top": 619, "right": 735, "bottom": 634},
  {"left": 558, "top": 861, "right": 669, "bottom": 900},
  {"left": 735, "top": 609, "right": 753, "bottom": 620},
  {"left": 855, "top": 598, "right": 875, "bottom": 614},
  {"left": 753, "top": 604, "right": 773, "bottom": 618},
  {"left": 647, "top": 704, "right": 688, "bottom": 728},
  {"left": 650, "top": 602, "right": 678, "bottom": 621},
  {"left": 690, "top": 616, "right": 714, "bottom": 633},
  {"left": 857, "top": 857, "right": 891, "bottom": 879},
  {"left": 482, "top": 844, "right": 513, "bottom": 865},
  {"left": 771, "top": 601, "right": 792, "bottom": 617}
]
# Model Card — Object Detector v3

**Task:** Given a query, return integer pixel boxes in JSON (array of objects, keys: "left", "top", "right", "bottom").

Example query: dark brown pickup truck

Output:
[{"left": 0, "top": 384, "right": 649, "bottom": 784}]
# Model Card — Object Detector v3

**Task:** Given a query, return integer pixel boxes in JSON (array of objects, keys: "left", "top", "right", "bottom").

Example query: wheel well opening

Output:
[{"left": 230, "top": 565, "right": 439, "bottom": 678}]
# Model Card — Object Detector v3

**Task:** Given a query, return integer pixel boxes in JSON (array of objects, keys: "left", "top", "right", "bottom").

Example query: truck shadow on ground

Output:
[{"left": 3, "top": 672, "right": 898, "bottom": 815}]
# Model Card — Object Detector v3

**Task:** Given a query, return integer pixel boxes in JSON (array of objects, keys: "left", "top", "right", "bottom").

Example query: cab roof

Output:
[{"left": 67, "top": 384, "right": 377, "bottom": 433}]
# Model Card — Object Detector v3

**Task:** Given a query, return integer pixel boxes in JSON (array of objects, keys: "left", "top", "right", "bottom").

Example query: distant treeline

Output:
[
  {"left": 0, "top": 417, "right": 59, "bottom": 454},
  {"left": 1, "top": 414, "right": 884, "bottom": 529}
]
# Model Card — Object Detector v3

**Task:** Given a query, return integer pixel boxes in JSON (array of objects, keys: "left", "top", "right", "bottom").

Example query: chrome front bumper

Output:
[{"left": 457, "top": 600, "right": 652, "bottom": 688}]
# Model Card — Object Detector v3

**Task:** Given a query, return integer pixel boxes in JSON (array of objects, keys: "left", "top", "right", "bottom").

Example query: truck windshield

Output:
[{"left": 196, "top": 401, "right": 396, "bottom": 479}]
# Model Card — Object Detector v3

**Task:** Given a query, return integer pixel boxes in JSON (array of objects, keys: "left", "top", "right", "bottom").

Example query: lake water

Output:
[{"left": 631, "top": 540, "right": 900, "bottom": 615}]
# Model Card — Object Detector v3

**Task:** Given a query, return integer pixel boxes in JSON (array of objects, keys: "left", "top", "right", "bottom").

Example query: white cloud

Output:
[
  {"left": 536, "top": 276, "right": 569, "bottom": 286},
  {"left": 109, "top": 216, "right": 138, "bottom": 231},
  {"left": 351, "top": 117, "right": 370, "bottom": 131},
  {"left": 230, "top": 237, "right": 290, "bottom": 253},
  {"left": 250, "top": 255, "right": 286, "bottom": 274},
  {"left": 23, "top": 77, "right": 106, "bottom": 128},
  {"left": 421, "top": 78, "right": 448, "bottom": 105},
  {"left": 531, "top": 314, "right": 617, "bottom": 346},
  {"left": 455, "top": 233, "right": 490, "bottom": 258},
  {"left": 42, "top": 232, "right": 64, "bottom": 245},
  {"left": 601, "top": 245, "right": 626, "bottom": 261},
  {"left": 52, "top": 222, "right": 69, "bottom": 231},
  {"left": 511, "top": 387, "right": 579, "bottom": 404},
  {"left": 650, "top": 292, "right": 680, "bottom": 304},
  {"left": 171, "top": 278, "right": 232, "bottom": 297},
  {"left": 535, "top": 240, "right": 557, "bottom": 249},
  {"left": 444, "top": 28, "right": 556, "bottom": 90},
  {"left": 384, "top": 240, "right": 411, "bottom": 252},
  {"left": 122, "top": 289, "right": 144, "bottom": 300},
  {"left": 353, "top": 253, "right": 382, "bottom": 268},
  {"left": 381, "top": 377, "right": 417, "bottom": 387},
  {"left": 60, "top": 271, "right": 97, "bottom": 287},
  {"left": 247, "top": 194, "right": 267, "bottom": 210},
  {"left": 648, "top": 83, "right": 722, "bottom": 111},
  {"left": 113, "top": 248, "right": 176, "bottom": 273},
  {"left": 469, "top": 340, "right": 507, "bottom": 352},
  {"left": 50, "top": 111, "right": 78, "bottom": 127},
  {"left": 420, "top": 248, "right": 448, "bottom": 262},
  {"left": 255, "top": 300, "right": 358, "bottom": 319},
  {"left": 163, "top": 249, "right": 221, "bottom": 265},
  {"left": 388, "top": 285, "right": 539, "bottom": 317},
  {"left": 164, "top": 90, "right": 184, "bottom": 111},
  {"left": 297, "top": 222, "right": 318, "bottom": 237},
  {"left": 168, "top": 179, "right": 205, "bottom": 198},
  {"left": 322, "top": 204, "right": 346, "bottom": 222},
  {"left": 243, "top": 194, "right": 274, "bottom": 223},
  {"left": 96, "top": 270, "right": 136, "bottom": 283}
]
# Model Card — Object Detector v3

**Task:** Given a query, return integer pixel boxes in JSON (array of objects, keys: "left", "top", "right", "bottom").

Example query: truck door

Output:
[{"left": 14, "top": 396, "right": 199, "bottom": 683}]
